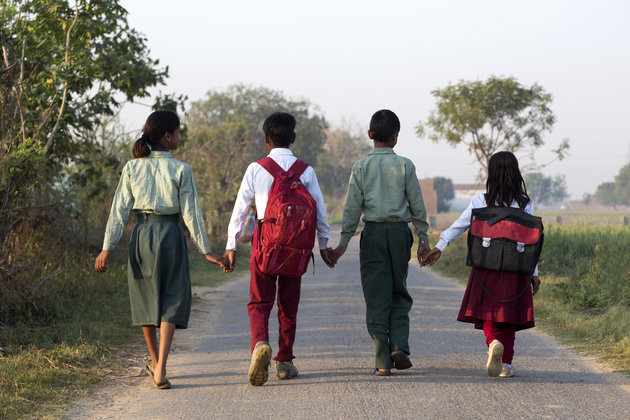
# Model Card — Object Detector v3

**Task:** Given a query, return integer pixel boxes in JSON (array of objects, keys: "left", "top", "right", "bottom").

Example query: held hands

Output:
[
  {"left": 223, "top": 250, "right": 235, "bottom": 273},
  {"left": 205, "top": 253, "right": 229, "bottom": 272},
  {"left": 94, "top": 250, "right": 110, "bottom": 273},
  {"left": 531, "top": 275, "right": 541, "bottom": 295},
  {"left": 422, "top": 248, "right": 441, "bottom": 266},
  {"left": 320, "top": 248, "right": 336, "bottom": 268},
  {"left": 417, "top": 245, "right": 431, "bottom": 266},
  {"left": 330, "top": 246, "right": 347, "bottom": 266}
]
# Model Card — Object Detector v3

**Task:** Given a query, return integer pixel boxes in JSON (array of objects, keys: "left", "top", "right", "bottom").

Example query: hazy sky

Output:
[{"left": 120, "top": 0, "right": 630, "bottom": 200}]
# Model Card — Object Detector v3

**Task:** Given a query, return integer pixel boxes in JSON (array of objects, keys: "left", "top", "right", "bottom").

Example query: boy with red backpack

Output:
[{"left": 224, "top": 112, "right": 334, "bottom": 386}]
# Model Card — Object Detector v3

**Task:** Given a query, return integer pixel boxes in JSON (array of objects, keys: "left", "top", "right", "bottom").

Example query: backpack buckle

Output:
[
  {"left": 516, "top": 242, "right": 525, "bottom": 252},
  {"left": 482, "top": 238, "right": 491, "bottom": 248}
]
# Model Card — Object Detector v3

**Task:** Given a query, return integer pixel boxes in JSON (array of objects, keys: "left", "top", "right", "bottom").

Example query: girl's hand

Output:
[
  {"left": 531, "top": 275, "right": 541, "bottom": 295},
  {"left": 205, "top": 253, "right": 228, "bottom": 271},
  {"left": 95, "top": 250, "right": 110, "bottom": 273},
  {"left": 423, "top": 248, "right": 441, "bottom": 266}
]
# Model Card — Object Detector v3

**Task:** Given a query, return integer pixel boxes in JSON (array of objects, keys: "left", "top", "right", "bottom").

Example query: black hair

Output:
[
  {"left": 369, "top": 109, "right": 400, "bottom": 143},
  {"left": 484, "top": 151, "right": 530, "bottom": 208},
  {"left": 132, "top": 110, "right": 180, "bottom": 158},
  {"left": 263, "top": 112, "right": 296, "bottom": 148}
]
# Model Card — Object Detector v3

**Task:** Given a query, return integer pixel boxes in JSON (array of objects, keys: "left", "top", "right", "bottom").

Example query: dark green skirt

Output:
[{"left": 127, "top": 213, "right": 191, "bottom": 329}]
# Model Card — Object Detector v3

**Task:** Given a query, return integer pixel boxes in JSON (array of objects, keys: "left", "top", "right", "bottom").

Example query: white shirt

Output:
[
  {"left": 436, "top": 193, "right": 538, "bottom": 276},
  {"left": 226, "top": 148, "right": 331, "bottom": 251}
]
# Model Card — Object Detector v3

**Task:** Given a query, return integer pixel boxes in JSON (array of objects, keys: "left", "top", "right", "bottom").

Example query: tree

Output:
[
  {"left": 595, "top": 182, "right": 617, "bottom": 206},
  {"left": 0, "top": 0, "right": 166, "bottom": 321},
  {"left": 432, "top": 176, "right": 455, "bottom": 212},
  {"left": 416, "top": 76, "right": 569, "bottom": 179},
  {"left": 595, "top": 163, "right": 630, "bottom": 207},
  {"left": 179, "top": 85, "right": 328, "bottom": 241},
  {"left": 317, "top": 120, "right": 372, "bottom": 199},
  {"left": 524, "top": 172, "right": 569, "bottom": 208}
]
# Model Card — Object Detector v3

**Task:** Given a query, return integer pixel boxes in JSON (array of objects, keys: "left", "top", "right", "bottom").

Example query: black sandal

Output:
[
  {"left": 145, "top": 362, "right": 154, "bottom": 378},
  {"left": 153, "top": 378, "right": 171, "bottom": 389}
]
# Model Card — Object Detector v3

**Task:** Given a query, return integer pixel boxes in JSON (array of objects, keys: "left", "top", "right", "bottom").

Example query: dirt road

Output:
[{"left": 67, "top": 235, "right": 630, "bottom": 419}]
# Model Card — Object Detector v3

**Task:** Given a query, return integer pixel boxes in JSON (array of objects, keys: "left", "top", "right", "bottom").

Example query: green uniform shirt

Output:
[
  {"left": 103, "top": 151, "right": 211, "bottom": 254},
  {"left": 339, "top": 148, "right": 429, "bottom": 248}
]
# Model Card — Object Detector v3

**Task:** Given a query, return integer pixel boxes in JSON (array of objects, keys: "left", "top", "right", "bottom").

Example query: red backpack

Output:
[{"left": 254, "top": 157, "right": 317, "bottom": 277}]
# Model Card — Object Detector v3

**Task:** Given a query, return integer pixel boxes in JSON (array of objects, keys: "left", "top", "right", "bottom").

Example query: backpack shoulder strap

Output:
[
  {"left": 257, "top": 157, "right": 285, "bottom": 178},
  {"left": 287, "top": 159, "right": 309, "bottom": 178}
]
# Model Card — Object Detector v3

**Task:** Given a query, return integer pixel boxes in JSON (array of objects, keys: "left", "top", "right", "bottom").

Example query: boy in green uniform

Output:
[{"left": 332, "top": 109, "right": 430, "bottom": 376}]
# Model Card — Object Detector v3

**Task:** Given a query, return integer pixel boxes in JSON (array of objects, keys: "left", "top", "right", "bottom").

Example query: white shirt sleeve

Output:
[
  {"left": 302, "top": 166, "right": 331, "bottom": 250},
  {"left": 435, "top": 198, "right": 475, "bottom": 252},
  {"left": 226, "top": 163, "right": 257, "bottom": 250}
]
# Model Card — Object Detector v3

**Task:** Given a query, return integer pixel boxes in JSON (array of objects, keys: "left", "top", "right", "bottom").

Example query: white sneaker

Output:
[
  {"left": 486, "top": 339, "right": 504, "bottom": 377},
  {"left": 499, "top": 363, "right": 515, "bottom": 378}
]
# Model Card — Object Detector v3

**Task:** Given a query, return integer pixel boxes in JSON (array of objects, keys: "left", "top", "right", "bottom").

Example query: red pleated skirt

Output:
[{"left": 457, "top": 268, "right": 535, "bottom": 331}]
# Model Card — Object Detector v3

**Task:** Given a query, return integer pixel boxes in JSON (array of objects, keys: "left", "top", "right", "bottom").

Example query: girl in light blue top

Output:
[{"left": 95, "top": 110, "right": 226, "bottom": 389}]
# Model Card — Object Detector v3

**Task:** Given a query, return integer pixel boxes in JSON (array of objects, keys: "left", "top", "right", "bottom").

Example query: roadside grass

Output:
[
  {"left": 0, "top": 242, "right": 250, "bottom": 420},
  {"left": 0, "top": 248, "right": 135, "bottom": 420},
  {"left": 425, "top": 225, "right": 630, "bottom": 374}
]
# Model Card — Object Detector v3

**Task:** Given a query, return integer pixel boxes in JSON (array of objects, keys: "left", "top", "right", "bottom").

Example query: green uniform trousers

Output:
[{"left": 359, "top": 221, "right": 413, "bottom": 369}]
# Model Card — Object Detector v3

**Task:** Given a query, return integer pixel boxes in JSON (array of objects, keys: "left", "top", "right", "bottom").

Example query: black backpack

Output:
[{"left": 467, "top": 206, "right": 544, "bottom": 274}]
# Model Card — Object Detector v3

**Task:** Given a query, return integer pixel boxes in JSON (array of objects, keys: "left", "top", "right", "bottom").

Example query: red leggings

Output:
[{"left": 483, "top": 321, "right": 516, "bottom": 364}]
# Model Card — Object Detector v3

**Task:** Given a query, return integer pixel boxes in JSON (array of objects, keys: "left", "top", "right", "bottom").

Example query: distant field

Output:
[{"left": 430, "top": 211, "right": 630, "bottom": 230}]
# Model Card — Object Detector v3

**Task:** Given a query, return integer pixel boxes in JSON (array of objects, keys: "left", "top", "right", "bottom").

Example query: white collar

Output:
[{"left": 268, "top": 148, "right": 294, "bottom": 157}]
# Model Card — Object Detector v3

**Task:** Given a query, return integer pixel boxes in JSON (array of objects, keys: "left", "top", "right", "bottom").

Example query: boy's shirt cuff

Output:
[
  {"left": 338, "top": 235, "right": 351, "bottom": 248},
  {"left": 318, "top": 237, "right": 331, "bottom": 250},
  {"left": 225, "top": 237, "right": 237, "bottom": 251}
]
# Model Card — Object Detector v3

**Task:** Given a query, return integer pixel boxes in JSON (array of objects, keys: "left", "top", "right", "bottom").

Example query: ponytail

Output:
[
  {"left": 131, "top": 111, "right": 181, "bottom": 158},
  {"left": 132, "top": 133, "right": 151, "bottom": 158}
]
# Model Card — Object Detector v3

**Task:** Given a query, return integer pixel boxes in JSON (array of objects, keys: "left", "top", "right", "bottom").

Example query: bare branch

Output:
[
  {"left": 47, "top": 1, "right": 80, "bottom": 151},
  {"left": 33, "top": 268, "right": 63, "bottom": 295}
]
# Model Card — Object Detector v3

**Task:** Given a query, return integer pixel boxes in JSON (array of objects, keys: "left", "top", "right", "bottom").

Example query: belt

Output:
[{"left": 135, "top": 213, "right": 180, "bottom": 224}]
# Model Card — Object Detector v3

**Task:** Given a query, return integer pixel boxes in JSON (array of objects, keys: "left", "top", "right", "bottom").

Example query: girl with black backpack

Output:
[{"left": 424, "top": 151, "right": 542, "bottom": 378}]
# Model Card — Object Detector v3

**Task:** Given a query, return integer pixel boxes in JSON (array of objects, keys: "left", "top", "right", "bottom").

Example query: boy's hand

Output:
[
  {"left": 94, "top": 250, "right": 110, "bottom": 273},
  {"left": 423, "top": 248, "right": 441, "bottom": 266},
  {"left": 224, "top": 250, "right": 236, "bottom": 272},
  {"left": 417, "top": 245, "right": 430, "bottom": 265},
  {"left": 331, "top": 246, "right": 347, "bottom": 265},
  {"left": 320, "top": 248, "right": 335, "bottom": 268},
  {"left": 531, "top": 275, "right": 541, "bottom": 295}
]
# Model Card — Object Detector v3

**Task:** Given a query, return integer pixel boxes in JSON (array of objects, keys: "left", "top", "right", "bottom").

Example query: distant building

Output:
[
  {"left": 419, "top": 179, "right": 438, "bottom": 214},
  {"left": 450, "top": 183, "right": 485, "bottom": 211}
]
